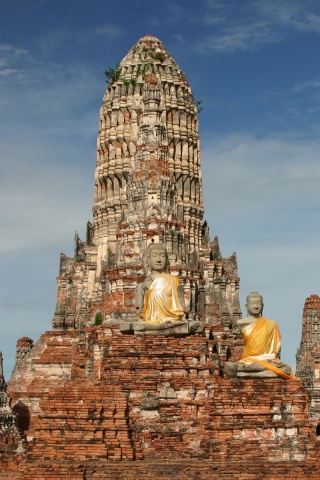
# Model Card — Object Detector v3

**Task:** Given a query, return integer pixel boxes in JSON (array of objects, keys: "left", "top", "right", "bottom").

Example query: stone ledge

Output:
[{"left": 120, "top": 320, "right": 204, "bottom": 336}]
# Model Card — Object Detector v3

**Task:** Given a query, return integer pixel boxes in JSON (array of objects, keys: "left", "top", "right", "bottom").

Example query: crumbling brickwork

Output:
[
  {"left": 296, "top": 294, "right": 320, "bottom": 427},
  {"left": 3, "top": 326, "right": 320, "bottom": 478},
  {"left": 0, "top": 353, "right": 19, "bottom": 455}
]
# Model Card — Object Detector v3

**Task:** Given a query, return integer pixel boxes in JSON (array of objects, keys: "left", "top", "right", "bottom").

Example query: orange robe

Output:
[
  {"left": 143, "top": 273, "right": 184, "bottom": 324},
  {"left": 239, "top": 317, "right": 296, "bottom": 380}
]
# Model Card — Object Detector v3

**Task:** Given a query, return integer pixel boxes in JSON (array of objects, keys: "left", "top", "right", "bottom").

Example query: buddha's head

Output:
[
  {"left": 245, "top": 291, "right": 263, "bottom": 318},
  {"left": 147, "top": 243, "right": 168, "bottom": 273}
]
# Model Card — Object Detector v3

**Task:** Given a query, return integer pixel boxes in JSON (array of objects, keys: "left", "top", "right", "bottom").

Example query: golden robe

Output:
[
  {"left": 143, "top": 273, "right": 184, "bottom": 324},
  {"left": 239, "top": 317, "right": 296, "bottom": 380}
]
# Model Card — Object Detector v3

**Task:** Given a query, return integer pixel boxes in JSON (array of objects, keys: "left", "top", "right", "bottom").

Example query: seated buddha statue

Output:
[
  {"left": 236, "top": 291, "right": 296, "bottom": 380},
  {"left": 129, "top": 243, "right": 202, "bottom": 335},
  {"left": 136, "top": 243, "right": 184, "bottom": 324}
]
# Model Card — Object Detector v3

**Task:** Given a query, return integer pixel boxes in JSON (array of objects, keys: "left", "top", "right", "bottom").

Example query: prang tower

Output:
[{"left": 53, "top": 35, "right": 240, "bottom": 335}]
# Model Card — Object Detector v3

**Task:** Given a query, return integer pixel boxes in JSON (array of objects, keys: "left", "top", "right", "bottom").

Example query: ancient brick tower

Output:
[
  {"left": 3, "top": 36, "right": 320, "bottom": 479},
  {"left": 53, "top": 34, "right": 241, "bottom": 331},
  {"left": 296, "top": 294, "right": 320, "bottom": 423},
  {"left": 0, "top": 353, "right": 17, "bottom": 453}
]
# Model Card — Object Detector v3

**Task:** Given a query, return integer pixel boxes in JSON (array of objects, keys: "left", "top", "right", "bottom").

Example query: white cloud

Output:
[
  {"left": 0, "top": 44, "right": 27, "bottom": 56},
  {"left": 197, "top": 21, "right": 283, "bottom": 54},
  {"left": 0, "top": 142, "right": 93, "bottom": 254},
  {"left": 196, "top": 0, "right": 320, "bottom": 54},
  {"left": 255, "top": 0, "right": 320, "bottom": 33},
  {"left": 95, "top": 25, "right": 124, "bottom": 38},
  {"left": 0, "top": 42, "right": 103, "bottom": 258},
  {"left": 293, "top": 78, "right": 320, "bottom": 92},
  {"left": 202, "top": 134, "right": 320, "bottom": 217},
  {"left": 0, "top": 45, "right": 102, "bottom": 138},
  {"left": 0, "top": 68, "right": 20, "bottom": 77},
  {"left": 38, "top": 29, "right": 70, "bottom": 56},
  {"left": 195, "top": 12, "right": 284, "bottom": 54},
  {"left": 0, "top": 43, "right": 29, "bottom": 79},
  {"left": 173, "top": 34, "right": 185, "bottom": 45}
]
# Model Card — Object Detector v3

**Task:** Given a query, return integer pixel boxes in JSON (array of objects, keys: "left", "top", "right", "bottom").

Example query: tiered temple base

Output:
[{"left": 2, "top": 325, "right": 319, "bottom": 478}]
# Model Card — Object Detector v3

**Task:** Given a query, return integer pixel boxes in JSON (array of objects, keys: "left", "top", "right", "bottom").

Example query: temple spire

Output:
[
  {"left": 94, "top": 34, "right": 203, "bottom": 270},
  {"left": 52, "top": 35, "right": 240, "bottom": 330}
]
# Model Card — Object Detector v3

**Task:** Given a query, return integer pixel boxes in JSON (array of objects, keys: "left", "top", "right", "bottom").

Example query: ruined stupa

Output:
[
  {"left": 52, "top": 34, "right": 240, "bottom": 333},
  {"left": 1, "top": 35, "right": 319, "bottom": 479},
  {"left": 296, "top": 294, "right": 320, "bottom": 422}
]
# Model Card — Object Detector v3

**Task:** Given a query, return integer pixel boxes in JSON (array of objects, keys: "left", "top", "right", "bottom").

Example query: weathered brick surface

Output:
[
  {"left": 1, "top": 457, "right": 320, "bottom": 479},
  {"left": 296, "top": 294, "right": 320, "bottom": 425},
  {"left": 3, "top": 325, "right": 319, "bottom": 478},
  {"left": 0, "top": 353, "right": 19, "bottom": 455}
]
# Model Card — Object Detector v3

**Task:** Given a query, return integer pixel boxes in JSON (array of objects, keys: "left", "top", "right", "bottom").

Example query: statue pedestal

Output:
[
  {"left": 224, "top": 361, "right": 293, "bottom": 379},
  {"left": 120, "top": 320, "right": 203, "bottom": 336}
]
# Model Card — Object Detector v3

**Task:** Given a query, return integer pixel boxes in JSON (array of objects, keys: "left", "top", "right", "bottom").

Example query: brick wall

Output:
[{"left": 3, "top": 324, "right": 319, "bottom": 478}]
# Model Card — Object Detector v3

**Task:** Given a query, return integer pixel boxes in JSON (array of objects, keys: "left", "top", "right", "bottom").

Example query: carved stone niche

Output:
[
  {"left": 224, "top": 361, "right": 293, "bottom": 379},
  {"left": 120, "top": 320, "right": 203, "bottom": 336}
]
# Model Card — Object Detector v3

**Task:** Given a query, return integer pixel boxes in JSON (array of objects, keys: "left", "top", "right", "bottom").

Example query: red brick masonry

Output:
[{"left": 1, "top": 325, "right": 319, "bottom": 478}]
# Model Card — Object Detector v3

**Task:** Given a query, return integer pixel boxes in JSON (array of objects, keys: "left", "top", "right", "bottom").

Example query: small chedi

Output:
[
  {"left": 0, "top": 353, "right": 19, "bottom": 454},
  {"left": 296, "top": 294, "right": 320, "bottom": 425},
  {"left": 1, "top": 35, "right": 320, "bottom": 479},
  {"left": 225, "top": 291, "right": 295, "bottom": 379}
]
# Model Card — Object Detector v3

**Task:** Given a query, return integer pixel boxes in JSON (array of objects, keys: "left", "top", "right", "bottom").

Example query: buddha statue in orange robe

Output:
[
  {"left": 136, "top": 244, "right": 184, "bottom": 324},
  {"left": 237, "top": 291, "right": 296, "bottom": 380}
]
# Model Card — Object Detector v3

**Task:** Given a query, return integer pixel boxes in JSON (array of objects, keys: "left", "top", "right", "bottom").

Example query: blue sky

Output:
[{"left": 1, "top": 0, "right": 320, "bottom": 379}]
